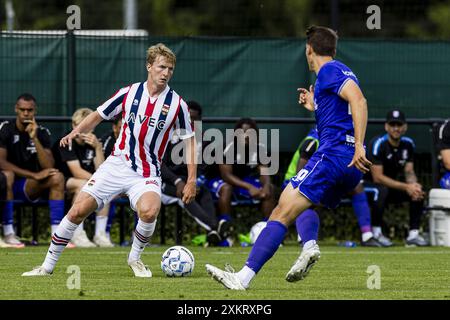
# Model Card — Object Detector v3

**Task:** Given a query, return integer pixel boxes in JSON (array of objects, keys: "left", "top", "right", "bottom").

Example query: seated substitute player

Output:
[
  {"left": 205, "top": 25, "right": 372, "bottom": 290},
  {"left": 53, "top": 108, "right": 113, "bottom": 248},
  {"left": 208, "top": 118, "right": 276, "bottom": 228},
  {"left": 161, "top": 101, "right": 231, "bottom": 246},
  {"left": 22, "top": 43, "right": 196, "bottom": 277},
  {"left": 365, "top": 110, "right": 428, "bottom": 246},
  {"left": 0, "top": 93, "right": 65, "bottom": 248},
  {"left": 283, "top": 127, "right": 383, "bottom": 247},
  {"left": 436, "top": 119, "right": 450, "bottom": 189}
]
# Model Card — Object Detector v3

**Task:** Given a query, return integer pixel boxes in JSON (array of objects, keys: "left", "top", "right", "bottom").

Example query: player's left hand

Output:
[
  {"left": 181, "top": 181, "right": 197, "bottom": 204},
  {"left": 348, "top": 143, "right": 372, "bottom": 173},
  {"left": 24, "top": 118, "right": 38, "bottom": 140}
]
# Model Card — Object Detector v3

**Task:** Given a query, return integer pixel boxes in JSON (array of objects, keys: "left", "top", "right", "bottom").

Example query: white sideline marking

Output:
[{"left": 2, "top": 250, "right": 450, "bottom": 256}]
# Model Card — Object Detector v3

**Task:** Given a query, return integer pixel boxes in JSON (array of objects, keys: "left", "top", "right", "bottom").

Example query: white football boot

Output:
[
  {"left": 22, "top": 266, "right": 52, "bottom": 277},
  {"left": 71, "top": 230, "right": 97, "bottom": 248},
  {"left": 285, "top": 244, "right": 321, "bottom": 282},
  {"left": 205, "top": 264, "right": 246, "bottom": 290},
  {"left": 93, "top": 231, "right": 114, "bottom": 248},
  {"left": 128, "top": 259, "right": 152, "bottom": 278}
]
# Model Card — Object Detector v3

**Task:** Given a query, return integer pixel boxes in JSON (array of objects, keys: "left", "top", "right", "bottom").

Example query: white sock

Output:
[
  {"left": 51, "top": 224, "right": 59, "bottom": 235},
  {"left": 372, "top": 226, "right": 382, "bottom": 238},
  {"left": 236, "top": 266, "right": 255, "bottom": 288},
  {"left": 407, "top": 229, "right": 419, "bottom": 240},
  {"left": 303, "top": 240, "right": 317, "bottom": 251},
  {"left": 95, "top": 216, "right": 108, "bottom": 236},
  {"left": 362, "top": 231, "right": 374, "bottom": 242},
  {"left": 42, "top": 216, "right": 79, "bottom": 273},
  {"left": 128, "top": 219, "right": 156, "bottom": 263},
  {"left": 3, "top": 224, "right": 14, "bottom": 236}
]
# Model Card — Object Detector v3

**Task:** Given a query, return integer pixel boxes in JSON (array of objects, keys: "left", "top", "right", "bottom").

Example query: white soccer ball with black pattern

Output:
[{"left": 161, "top": 246, "right": 195, "bottom": 277}]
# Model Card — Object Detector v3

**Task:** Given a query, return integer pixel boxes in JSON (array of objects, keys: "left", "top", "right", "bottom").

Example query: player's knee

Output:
[
  {"left": 67, "top": 204, "right": 87, "bottom": 224},
  {"left": 49, "top": 172, "right": 65, "bottom": 187},
  {"left": 219, "top": 183, "right": 233, "bottom": 199},
  {"left": 139, "top": 205, "right": 160, "bottom": 222}
]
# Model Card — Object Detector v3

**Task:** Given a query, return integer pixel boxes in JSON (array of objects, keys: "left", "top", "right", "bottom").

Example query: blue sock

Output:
[
  {"left": 49, "top": 200, "right": 65, "bottom": 225},
  {"left": 245, "top": 220, "right": 287, "bottom": 273},
  {"left": 352, "top": 192, "right": 372, "bottom": 233},
  {"left": 106, "top": 203, "right": 116, "bottom": 234},
  {"left": 2, "top": 200, "right": 14, "bottom": 225},
  {"left": 295, "top": 209, "right": 320, "bottom": 244},
  {"left": 218, "top": 214, "right": 232, "bottom": 222}
]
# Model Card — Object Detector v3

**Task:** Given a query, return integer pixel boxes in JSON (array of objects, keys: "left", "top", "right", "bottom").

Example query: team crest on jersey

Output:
[
  {"left": 87, "top": 179, "right": 95, "bottom": 186},
  {"left": 161, "top": 104, "right": 170, "bottom": 116},
  {"left": 402, "top": 149, "right": 408, "bottom": 160},
  {"left": 146, "top": 180, "right": 159, "bottom": 186},
  {"left": 133, "top": 99, "right": 139, "bottom": 106},
  {"left": 13, "top": 135, "right": 19, "bottom": 144}
]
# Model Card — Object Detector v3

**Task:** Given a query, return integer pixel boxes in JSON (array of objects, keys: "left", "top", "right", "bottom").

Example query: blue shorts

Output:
[
  {"left": 13, "top": 178, "right": 41, "bottom": 203},
  {"left": 206, "top": 176, "right": 261, "bottom": 204},
  {"left": 290, "top": 152, "right": 362, "bottom": 209}
]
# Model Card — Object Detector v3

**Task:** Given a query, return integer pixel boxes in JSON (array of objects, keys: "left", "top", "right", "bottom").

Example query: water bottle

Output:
[{"left": 337, "top": 240, "right": 357, "bottom": 247}]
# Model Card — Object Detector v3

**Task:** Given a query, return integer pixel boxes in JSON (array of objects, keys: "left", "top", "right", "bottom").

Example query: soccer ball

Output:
[
  {"left": 161, "top": 246, "right": 195, "bottom": 277},
  {"left": 250, "top": 221, "right": 267, "bottom": 244}
]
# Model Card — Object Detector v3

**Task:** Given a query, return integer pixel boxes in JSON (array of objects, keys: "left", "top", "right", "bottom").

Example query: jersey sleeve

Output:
[
  {"left": 318, "top": 63, "right": 358, "bottom": 95},
  {"left": 299, "top": 137, "right": 319, "bottom": 160},
  {"left": 97, "top": 86, "right": 130, "bottom": 120},
  {"left": 368, "top": 137, "right": 384, "bottom": 165},
  {"left": 175, "top": 99, "right": 195, "bottom": 140},
  {"left": 0, "top": 121, "right": 12, "bottom": 149},
  {"left": 404, "top": 137, "right": 415, "bottom": 162},
  {"left": 37, "top": 126, "right": 52, "bottom": 149},
  {"left": 59, "top": 145, "right": 78, "bottom": 163}
]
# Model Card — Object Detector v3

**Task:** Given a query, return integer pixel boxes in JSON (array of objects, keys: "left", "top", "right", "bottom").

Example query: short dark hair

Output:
[
  {"left": 16, "top": 93, "right": 36, "bottom": 104},
  {"left": 234, "top": 117, "right": 258, "bottom": 131},
  {"left": 187, "top": 100, "right": 202, "bottom": 117},
  {"left": 306, "top": 26, "right": 338, "bottom": 57}
]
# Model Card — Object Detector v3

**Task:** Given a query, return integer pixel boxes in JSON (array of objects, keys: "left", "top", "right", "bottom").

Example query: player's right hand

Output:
[
  {"left": 181, "top": 181, "right": 197, "bottom": 204},
  {"left": 33, "top": 168, "right": 59, "bottom": 181},
  {"left": 248, "top": 185, "right": 263, "bottom": 199},
  {"left": 297, "top": 85, "right": 315, "bottom": 112},
  {"left": 348, "top": 143, "right": 372, "bottom": 173},
  {"left": 60, "top": 130, "right": 80, "bottom": 151}
]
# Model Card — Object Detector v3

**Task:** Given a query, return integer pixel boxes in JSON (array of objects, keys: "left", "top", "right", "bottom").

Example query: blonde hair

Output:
[
  {"left": 146, "top": 43, "right": 176, "bottom": 66},
  {"left": 72, "top": 108, "right": 93, "bottom": 126}
]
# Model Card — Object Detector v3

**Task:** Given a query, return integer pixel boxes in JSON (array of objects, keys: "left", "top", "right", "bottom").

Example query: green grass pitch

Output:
[{"left": 1, "top": 244, "right": 449, "bottom": 300}]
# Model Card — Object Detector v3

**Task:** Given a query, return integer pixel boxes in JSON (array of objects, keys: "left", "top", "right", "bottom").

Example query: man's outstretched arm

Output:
[{"left": 60, "top": 111, "right": 104, "bottom": 150}]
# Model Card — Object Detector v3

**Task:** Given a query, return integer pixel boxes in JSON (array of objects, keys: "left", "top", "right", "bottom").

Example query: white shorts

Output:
[{"left": 81, "top": 155, "right": 161, "bottom": 211}]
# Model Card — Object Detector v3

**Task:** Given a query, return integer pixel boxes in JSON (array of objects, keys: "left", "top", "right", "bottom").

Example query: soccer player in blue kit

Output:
[{"left": 205, "top": 26, "right": 372, "bottom": 290}]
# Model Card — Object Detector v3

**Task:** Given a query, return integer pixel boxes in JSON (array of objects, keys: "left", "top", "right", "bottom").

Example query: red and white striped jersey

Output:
[{"left": 97, "top": 81, "right": 194, "bottom": 178}]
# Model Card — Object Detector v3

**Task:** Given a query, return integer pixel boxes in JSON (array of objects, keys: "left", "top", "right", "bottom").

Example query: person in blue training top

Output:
[
  {"left": 205, "top": 25, "right": 372, "bottom": 290},
  {"left": 364, "top": 110, "right": 428, "bottom": 247},
  {"left": 283, "top": 127, "right": 383, "bottom": 247},
  {"left": 436, "top": 119, "right": 450, "bottom": 189}
]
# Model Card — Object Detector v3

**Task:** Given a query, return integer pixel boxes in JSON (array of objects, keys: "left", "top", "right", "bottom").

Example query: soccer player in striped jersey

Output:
[
  {"left": 22, "top": 43, "right": 197, "bottom": 277},
  {"left": 206, "top": 26, "right": 372, "bottom": 289}
]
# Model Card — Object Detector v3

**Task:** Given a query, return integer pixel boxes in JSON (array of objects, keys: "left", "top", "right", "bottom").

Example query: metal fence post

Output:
[{"left": 67, "top": 31, "right": 76, "bottom": 115}]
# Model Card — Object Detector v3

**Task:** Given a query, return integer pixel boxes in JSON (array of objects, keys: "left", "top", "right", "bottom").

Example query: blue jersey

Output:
[
  {"left": 314, "top": 60, "right": 359, "bottom": 158},
  {"left": 307, "top": 127, "right": 319, "bottom": 140}
]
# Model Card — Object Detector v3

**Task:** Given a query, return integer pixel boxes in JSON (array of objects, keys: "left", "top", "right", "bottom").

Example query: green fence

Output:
[{"left": 1, "top": 32, "right": 449, "bottom": 152}]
